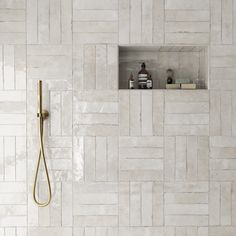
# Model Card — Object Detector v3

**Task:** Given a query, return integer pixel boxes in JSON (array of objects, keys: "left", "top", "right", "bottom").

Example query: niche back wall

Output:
[{"left": 0, "top": 0, "right": 236, "bottom": 236}]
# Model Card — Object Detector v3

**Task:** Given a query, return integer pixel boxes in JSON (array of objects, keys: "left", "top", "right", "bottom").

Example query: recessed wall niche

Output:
[{"left": 119, "top": 45, "right": 208, "bottom": 89}]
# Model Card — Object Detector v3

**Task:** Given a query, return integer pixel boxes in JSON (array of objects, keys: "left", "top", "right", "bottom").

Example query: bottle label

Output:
[
  {"left": 147, "top": 80, "right": 152, "bottom": 89},
  {"left": 129, "top": 80, "right": 134, "bottom": 89}
]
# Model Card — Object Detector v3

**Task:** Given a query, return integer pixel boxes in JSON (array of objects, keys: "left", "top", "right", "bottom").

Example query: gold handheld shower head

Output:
[{"left": 33, "top": 80, "right": 52, "bottom": 207}]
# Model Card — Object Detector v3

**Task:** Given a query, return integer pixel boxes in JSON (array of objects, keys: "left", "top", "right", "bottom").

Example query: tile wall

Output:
[{"left": 0, "top": 0, "right": 236, "bottom": 235}]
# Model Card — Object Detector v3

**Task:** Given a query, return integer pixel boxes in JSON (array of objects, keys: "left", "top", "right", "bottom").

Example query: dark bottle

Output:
[
  {"left": 167, "top": 68, "right": 174, "bottom": 84},
  {"left": 147, "top": 75, "right": 153, "bottom": 89},
  {"left": 128, "top": 72, "right": 134, "bottom": 89},
  {"left": 138, "top": 62, "right": 149, "bottom": 89}
]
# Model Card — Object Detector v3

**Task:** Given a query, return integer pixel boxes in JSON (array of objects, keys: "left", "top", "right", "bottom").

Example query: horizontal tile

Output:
[
  {"left": 73, "top": 216, "right": 118, "bottom": 227},
  {"left": 73, "top": 10, "right": 118, "bottom": 21},
  {"left": 165, "top": 22, "right": 209, "bottom": 33},
  {"left": 73, "top": 22, "right": 118, "bottom": 33},
  {"left": 165, "top": 215, "right": 208, "bottom": 226},
  {"left": 73, "top": 33, "right": 117, "bottom": 44},
  {"left": 165, "top": 10, "right": 209, "bottom": 21},
  {"left": 74, "top": 0, "right": 118, "bottom": 9},
  {"left": 165, "top": 0, "right": 209, "bottom": 10}
]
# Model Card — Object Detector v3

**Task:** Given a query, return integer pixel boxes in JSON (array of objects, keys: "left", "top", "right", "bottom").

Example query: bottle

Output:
[
  {"left": 147, "top": 75, "right": 153, "bottom": 89},
  {"left": 166, "top": 68, "right": 173, "bottom": 84},
  {"left": 138, "top": 62, "right": 149, "bottom": 89},
  {"left": 128, "top": 72, "right": 134, "bottom": 89}
]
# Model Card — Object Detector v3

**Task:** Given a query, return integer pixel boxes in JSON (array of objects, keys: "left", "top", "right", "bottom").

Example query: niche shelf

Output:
[{"left": 119, "top": 45, "right": 209, "bottom": 90}]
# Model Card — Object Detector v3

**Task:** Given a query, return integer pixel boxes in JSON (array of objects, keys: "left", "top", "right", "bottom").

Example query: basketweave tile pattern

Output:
[{"left": 0, "top": 0, "right": 236, "bottom": 235}]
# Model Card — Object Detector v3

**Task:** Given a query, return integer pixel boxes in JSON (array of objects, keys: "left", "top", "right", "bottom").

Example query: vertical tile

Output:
[
  {"left": 38, "top": 0, "right": 50, "bottom": 44},
  {"left": 84, "top": 137, "right": 95, "bottom": 182},
  {"left": 50, "top": 91, "right": 61, "bottom": 136},
  {"left": 119, "top": 0, "right": 130, "bottom": 43},
  {"left": 27, "top": 0, "right": 38, "bottom": 43},
  {"left": 187, "top": 136, "right": 198, "bottom": 181},
  {"left": 176, "top": 136, "right": 187, "bottom": 181},
  {"left": 141, "top": 91, "right": 153, "bottom": 136},
  {"left": 96, "top": 45, "right": 107, "bottom": 89},
  {"left": 142, "top": 0, "right": 152, "bottom": 43},
  {"left": 61, "top": 0, "right": 72, "bottom": 43},
  {"left": 84, "top": 45, "right": 96, "bottom": 89},
  {"left": 73, "top": 44, "right": 84, "bottom": 91},
  {"left": 95, "top": 137, "right": 107, "bottom": 181},
  {"left": 233, "top": 92, "right": 236, "bottom": 135},
  {"left": 130, "top": 182, "right": 141, "bottom": 226},
  {"left": 38, "top": 182, "right": 50, "bottom": 226},
  {"left": 50, "top": 0, "right": 61, "bottom": 44},
  {"left": 130, "top": 0, "right": 141, "bottom": 43},
  {"left": 62, "top": 182, "right": 72, "bottom": 226},
  {"left": 221, "top": 182, "right": 231, "bottom": 225},
  {"left": 61, "top": 91, "right": 72, "bottom": 136},
  {"left": 222, "top": 0, "right": 233, "bottom": 44},
  {"left": 153, "top": 182, "right": 163, "bottom": 226},
  {"left": 3, "top": 45, "right": 14, "bottom": 90},
  {"left": 119, "top": 182, "right": 130, "bottom": 226},
  {"left": 15, "top": 137, "right": 26, "bottom": 181},
  {"left": 107, "top": 136, "right": 118, "bottom": 181},
  {"left": 0, "top": 46, "right": 3, "bottom": 90},
  {"left": 210, "top": 91, "right": 221, "bottom": 135},
  {"left": 50, "top": 182, "right": 62, "bottom": 226},
  {"left": 73, "top": 136, "right": 84, "bottom": 182},
  {"left": 119, "top": 91, "right": 130, "bottom": 136},
  {"left": 130, "top": 91, "right": 141, "bottom": 136},
  {"left": 4, "top": 137, "right": 15, "bottom": 181},
  {"left": 232, "top": 183, "right": 236, "bottom": 225},
  {"left": 153, "top": 0, "right": 164, "bottom": 43},
  {"left": 141, "top": 182, "right": 152, "bottom": 226},
  {"left": 197, "top": 137, "right": 209, "bottom": 181},
  {"left": 221, "top": 91, "right": 232, "bottom": 135},
  {"left": 164, "top": 136, "right": 175, "bottom": 182},
  {"left": 0, "top": 137, "right": 3, "bottom": 180},
  {"left": 15, "top": 45, "right": 26, "bottom": 90},
  {"left": 209, "top": 182, "right": 220, "bottom": 225},
  {"left": 107, "top": 45, "right": 118, "bottom": 90},
  {"left": 153, "top": 91, "right": 164, "bottom": 135}
]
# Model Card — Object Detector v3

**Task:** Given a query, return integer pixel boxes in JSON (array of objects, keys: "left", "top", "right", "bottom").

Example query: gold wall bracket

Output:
[{"left": 37, "top": 110, "right": 49, "bottom": 119}]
